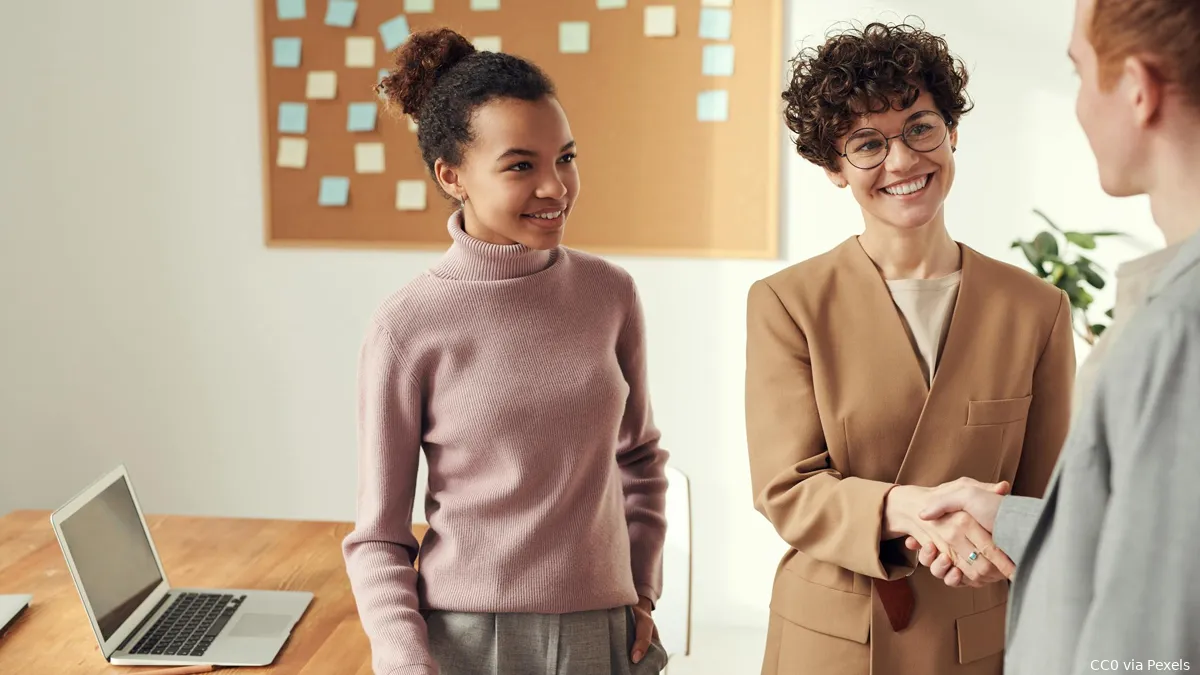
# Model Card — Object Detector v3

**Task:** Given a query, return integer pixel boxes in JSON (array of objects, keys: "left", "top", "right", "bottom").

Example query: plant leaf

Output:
[
  {"left": 1064, "top": 231, "right": 1097, "bottom": 249},
  {"left": 1032, "top": 209, "right": 1064, "bottom": 233},
  {"left": 1105, "top": 308, "right": 1114, "bottom": 319},
  {"left": 1017, "top": 241, "right": 1046, "bottom": 273},
  {"left": 1091, "top": 323, "right": 1107, "bottom": 338},
  {"left": 1034, "top": 231, "right": 1059, "bottom": 257},
  {"left": 1078, "top": 260, "right": 1106, "bottom": 289},
  {"left": 1050, "top": 262, "right": 1066, "bottom": 284}
]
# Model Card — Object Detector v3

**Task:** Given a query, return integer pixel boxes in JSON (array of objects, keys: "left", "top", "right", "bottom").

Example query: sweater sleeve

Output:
[
  {"left": 615, "top": 280, "right": 670, "bottom": 606},
  {"left": 745, "top": 279, "right": 913, "bottom": 580},
  {"left": 342, "top": 321, "right": 437, "bottom": 675}
]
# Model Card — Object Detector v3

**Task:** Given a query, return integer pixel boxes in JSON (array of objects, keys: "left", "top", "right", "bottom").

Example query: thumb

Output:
[
  {"left": 919, "top": 493, "right": 964, "bottom": 520},
  {"left": 990, "top": 480, "right": 1011, "bottom": 495},
  {"left": 630, "top": 610, "right": 653, "bottom": 663}
]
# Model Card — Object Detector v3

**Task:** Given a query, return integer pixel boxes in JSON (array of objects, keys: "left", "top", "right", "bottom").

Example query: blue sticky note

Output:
[
  {"left": 325, "top": 0, "right": 357, "bottom": 27},
  {"left": 273, "top": 37, "right": 301, "bottom": 67},
  {"left": 278, "top": 102, "right": 308, "bottom": 133},
  {"left": 379, "top": 15, "right": 411, "bottom": 51},
  {"left": 348, "top": 102, "right": 378, "bottom": 131},
  {"left": 277, "top": 0, "right": 306, "bottom": 20},
  {"left": 318, "top": 177, "right": 350, "bottom": 206},
  {"left": 699, "top": 8, "right": 732, "bottom": 40},
  {"left": 702, "top": 44, "right": 735, "bottom": 76},
  {"left": 697, "top": 90, "right": 729, "bottom": 122}
]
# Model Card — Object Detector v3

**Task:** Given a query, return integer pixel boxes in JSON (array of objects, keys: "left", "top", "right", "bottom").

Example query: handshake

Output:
[{"left": 883, "top": 477, "right": 1016, "bottom": 588}]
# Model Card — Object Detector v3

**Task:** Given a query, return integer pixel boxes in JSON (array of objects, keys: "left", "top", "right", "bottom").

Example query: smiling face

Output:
[
  {"left": 435, "top": 95, "right": 580, "bottom": 249},
  {"left": 826, "top": 89, "right": 959, "bottom": 232}
]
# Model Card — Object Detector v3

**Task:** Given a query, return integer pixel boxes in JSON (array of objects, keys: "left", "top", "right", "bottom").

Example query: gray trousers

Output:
[{"left": 425, "top": 606, "right": 669, "bottom": 675}]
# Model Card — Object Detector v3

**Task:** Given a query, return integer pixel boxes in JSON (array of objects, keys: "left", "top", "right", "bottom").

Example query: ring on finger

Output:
[{"left": 966, "top": 551, "right": 979, "bottom": 565}]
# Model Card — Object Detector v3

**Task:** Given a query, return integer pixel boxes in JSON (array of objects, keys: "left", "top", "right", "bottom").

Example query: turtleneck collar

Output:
[{"left": 430, "top": 210, "right": 558, "bottom": 281}]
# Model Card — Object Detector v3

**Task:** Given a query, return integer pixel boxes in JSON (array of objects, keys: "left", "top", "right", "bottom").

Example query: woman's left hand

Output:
[{"left": 630, "top": 595, "right": 658, "bottom": 664}]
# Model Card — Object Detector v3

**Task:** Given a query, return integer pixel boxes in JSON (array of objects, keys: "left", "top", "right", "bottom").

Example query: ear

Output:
[
  {"left": 1124, "top": 55, "right": 1164, "bottom": 127},
  {"left": 434, "top": 158, "right": 466, "bottom": 202},
  {"left": 950, "top": 126, "right": 959, "bottom": 152},
  {"left": 824, "top": 166, "right": 848, "bottom": 188}
]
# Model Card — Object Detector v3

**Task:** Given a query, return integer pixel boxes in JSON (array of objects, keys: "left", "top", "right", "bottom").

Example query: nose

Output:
[
  {"left": 536, "top": 166, "right": 568, "bottom": 201},
  {"left": 884, "top": 138, "right": 921, "bottom": 174}
]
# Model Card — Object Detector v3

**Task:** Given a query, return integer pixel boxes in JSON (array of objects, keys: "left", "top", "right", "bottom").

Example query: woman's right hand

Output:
[{"left": 884, "top": 484, "right": 1014, "bottom": 587}]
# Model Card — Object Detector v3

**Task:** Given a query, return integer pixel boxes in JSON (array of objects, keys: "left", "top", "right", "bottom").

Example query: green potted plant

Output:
[{"left": 1011, "top": 209, "right": 1123, "bottom": 345}]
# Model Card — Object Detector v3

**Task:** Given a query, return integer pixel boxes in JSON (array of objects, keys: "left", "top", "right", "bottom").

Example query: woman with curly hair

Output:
[
  {"left": 342, "top": 26, "right": 670, "bottom": 675},
  {"left": 744, "top": 21, "right": 1076, "bottom": 675}
]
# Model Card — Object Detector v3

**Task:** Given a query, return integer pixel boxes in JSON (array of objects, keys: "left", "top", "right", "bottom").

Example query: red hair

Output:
[{"left": 1089, "top": 0, "right": 1200, "bottom": 106}]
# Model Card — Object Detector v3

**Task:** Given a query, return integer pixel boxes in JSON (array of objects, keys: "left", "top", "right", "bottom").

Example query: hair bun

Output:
[{"left": 380, "top": 28, "right": 477, "bottom": 121}]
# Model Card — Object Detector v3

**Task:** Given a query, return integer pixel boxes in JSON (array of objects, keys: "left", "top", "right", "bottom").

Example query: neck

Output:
[
  {"left": 432, "top": 210, "right": 556, "bottom": 281},
  {"left": 462, "top": 202, "right": 517, "bottom": 246},
  {"left": 857, "top": 213, "right": 960, "bottom": 279},
  {"left": 1147, "top": 117, "right": 1200, "bottom": 247}
]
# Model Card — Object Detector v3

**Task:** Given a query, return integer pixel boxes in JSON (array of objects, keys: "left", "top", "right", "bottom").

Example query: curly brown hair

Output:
[{"left": 783, "top": 21, "right": 973, "bottom": 172}]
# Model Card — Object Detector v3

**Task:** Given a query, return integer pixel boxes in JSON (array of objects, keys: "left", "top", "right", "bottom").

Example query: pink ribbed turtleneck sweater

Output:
[{"left": 342, "top": 213, "right": 670, "bottom": 675}]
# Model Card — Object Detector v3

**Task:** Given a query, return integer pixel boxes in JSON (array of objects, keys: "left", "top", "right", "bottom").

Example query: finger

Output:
[
  {"left": 991, "top": 480, "right": 1011, "bottom": 495},
  {"left": 919, "top": 493, "right": 966, "bottom": 521},
  {"left": 970, "top": 534, "right": 1016, "bottom": 580},
  {"left": 917, "top": 542, "right": 938, "bottom": 568},
  {"left": 944, "top": 566, "right": 964, "bottom": 587},
  {"left": 904, "top": 536, "right": 922, "bottom": 552},
  {"left": 931, "top": 552, "right": 954, "bottom": 579},
  {"left": 631, "top": 611, "right": 653, "bottom": 663}
]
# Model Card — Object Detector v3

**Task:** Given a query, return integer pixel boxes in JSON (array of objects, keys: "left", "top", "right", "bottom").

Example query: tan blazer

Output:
[{"left": 746, "top": 237, "right": 1074, "bottom": 675}]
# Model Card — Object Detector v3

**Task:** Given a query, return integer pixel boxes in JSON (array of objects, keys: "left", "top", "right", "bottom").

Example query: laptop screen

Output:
[{"left": 59, "top": 476, "right": 163, "bottom": 640}]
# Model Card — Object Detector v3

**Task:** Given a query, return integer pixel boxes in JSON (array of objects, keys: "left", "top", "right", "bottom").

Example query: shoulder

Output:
[
  {"left": 752, "top": 239, "right": 848, "bottom": 302},
  {"left": 965, "top": 245, "right": 1065, "bottom": 310},
  {"left": 560, "top": 246, "right": 638, "bottom": 296},
  {"left": 367, "top": 273, "right": 446, "bottom": 339}
]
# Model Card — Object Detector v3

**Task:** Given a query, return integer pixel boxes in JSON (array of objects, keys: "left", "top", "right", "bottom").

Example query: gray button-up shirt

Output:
[{"left": 994, "top": 229, "right": 1200, "bottom": 675}]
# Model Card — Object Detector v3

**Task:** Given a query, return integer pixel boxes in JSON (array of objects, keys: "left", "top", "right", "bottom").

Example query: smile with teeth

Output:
[
  {"left": 524, "top": 210, "right": 563, "bottom": 220},
  {"left": 882, "top": 173, "right": 932, "bottom": 196}
]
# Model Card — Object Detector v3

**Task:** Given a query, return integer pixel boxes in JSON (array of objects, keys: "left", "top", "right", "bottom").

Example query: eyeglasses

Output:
[{"left": 838, "top": 111, "right": 950, "bottom": 170}]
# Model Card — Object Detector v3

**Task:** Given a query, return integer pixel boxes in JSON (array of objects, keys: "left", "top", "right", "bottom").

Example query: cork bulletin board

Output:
[{"left": 257, "top": 0, "right": 782, "bottom": 258}]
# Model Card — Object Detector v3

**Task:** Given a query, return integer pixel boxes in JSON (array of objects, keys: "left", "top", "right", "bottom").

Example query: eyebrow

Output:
[{"left": 496, "top": 140, "right": 576, "bottom": 162}]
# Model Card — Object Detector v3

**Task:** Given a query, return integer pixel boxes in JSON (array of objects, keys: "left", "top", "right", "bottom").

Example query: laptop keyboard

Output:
[{"left": 130, "top": 592, "right": 246, "bottom": 657}]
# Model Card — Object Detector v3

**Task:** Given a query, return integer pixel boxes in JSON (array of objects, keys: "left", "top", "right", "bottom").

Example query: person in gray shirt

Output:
[{"left": 900, "top": 0, "right": 1200, "bottom": 672}]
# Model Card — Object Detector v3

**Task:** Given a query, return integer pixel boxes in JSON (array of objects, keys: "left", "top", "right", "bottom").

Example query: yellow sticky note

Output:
[
  {"left": 277, "top": 137, "right": 308, "bottom": 169},
  {"left": 473, "top": 35, "right": 502, "bottom": 52},
  {"left": 644, "top": 6, "right": 676, "bottom": 37},
  {"left": 559, "top": 22, "right": 590, "bottom": 54},
  {"left": 701, "top": 0, "right": 733, "bottom": 5},
  {"left": 345, "top": 37, "right": 375, "bottom": 68},
  {"left": 306, "top": 71, "right": 338, "bottom": 99},
  {"left": 355, "top": 142, "right": 385, "bottom": 173},
  {"left": 396, "top": 180, "right": 427, "bottom": 210}
]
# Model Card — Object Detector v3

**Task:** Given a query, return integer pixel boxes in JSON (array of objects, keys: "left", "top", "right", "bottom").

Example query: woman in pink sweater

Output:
[{"left": 341, "top": 28, "right": 671, "bottom": 675}]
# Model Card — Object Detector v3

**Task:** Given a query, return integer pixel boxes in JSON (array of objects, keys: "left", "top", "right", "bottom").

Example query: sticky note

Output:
[
  {"left": 396, "top": 180, "right": 428, "bottom": 211},
  {"left": 318, "top": 177, "right": 350, "bottom": 206},
  {"left": 702, "top": 44, "right": 735, "bottom": 76},
  {"left": 306, "top": 71, "right": 338, "bottom": 99},
  {"left": 325, "top": 0, "right": 357, "bottom": 27},
  {"left": 699, "top": 8, "right": 732, "bottom": 40},
  {"left": 559, "top": 22, "right": 590, "bottom": 54},
  {"left": 697, "top": 90, "right": 729, "bottom": 122},
  {"left": 277, "top": 0, "right": 305, "bottom": 20},
  {"left": 347, "top": 102, "right": 377, "bottom": 131},
  {"left": 346, "top": 36, "right": 375, "bottom": 67},
  {"left": 597, "top": 0, "right": 627, "bottom": 8},
  {"left": 701, "top": 0, "right": 733, "bottom": 5},
  {"left": 407, "top": 117, "right": 419, "bottom": 132},
  {"left": 644, "top": 6, "right": 676, "bottom": 37},
  {"left": 473, "top": 36, "right": 502, "bottom": 53},
  {"left": 405, "top": 0, "right": 434, "bottom": 11},
  {"left": 471, "top": 0, "right": 500, "bottom": 10},
  {"left": 355, "top": 143, "right": 386, "bottom": 173},
  {"left": 273, "top": 37, "right": 301, "bottom": 67},
  {"left": 379, "top": 15, "right": 411, "bottom": 51},
  {"left": 277, "top": 137, "right": 308, "bottom": 168},
  {"left": 278, "top": 102, "right": 308, "bottom": 133}
]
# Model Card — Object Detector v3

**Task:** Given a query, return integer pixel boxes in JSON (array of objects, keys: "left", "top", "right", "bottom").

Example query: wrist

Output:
[{"left": 882, "top": 484, "right": 921, "bottom": 539}]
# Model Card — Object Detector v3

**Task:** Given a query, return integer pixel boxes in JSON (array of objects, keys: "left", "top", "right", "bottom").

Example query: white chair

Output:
[{"left": 656, "top": 466, "right": 692, "bottom": 671}]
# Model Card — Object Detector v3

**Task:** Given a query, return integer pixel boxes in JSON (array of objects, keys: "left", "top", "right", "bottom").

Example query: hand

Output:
[
  {"left": 902, "top": 478, "right": 1015, "bottom": 587},
  {"left": 906, "top": 511, "right": 1015, "bottom": 587},
  {"left": 630, "top": 595, "right": 659, "bottom": 664}
]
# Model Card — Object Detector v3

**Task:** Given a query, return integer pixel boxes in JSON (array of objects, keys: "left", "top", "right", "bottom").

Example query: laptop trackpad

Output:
[{"left": 229, "top": 613, "right": 293, "bottom": 638}]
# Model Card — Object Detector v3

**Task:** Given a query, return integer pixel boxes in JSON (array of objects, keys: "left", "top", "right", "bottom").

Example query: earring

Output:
[{"left": 951, "top": 146, "right": 957, "bottom": 153}]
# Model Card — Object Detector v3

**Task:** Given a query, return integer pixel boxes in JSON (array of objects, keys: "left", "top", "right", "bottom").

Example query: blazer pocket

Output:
[
  {"left": 967, "top": 396, "right": 1032, "bottom": 426},
  {"left": 771, "top": 567, "right": 870, "bottom": 645},
  {"left": 956, "top": 601, "right": 1007, "bottom": 664}
]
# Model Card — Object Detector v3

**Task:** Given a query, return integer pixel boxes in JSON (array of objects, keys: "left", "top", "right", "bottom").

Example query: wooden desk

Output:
[{"left": 0, "top": 510, "right": 427, "bottom": 674}]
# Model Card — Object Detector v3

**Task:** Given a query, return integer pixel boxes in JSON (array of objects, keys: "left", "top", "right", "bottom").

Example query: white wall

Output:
[{"left": 0, "top": 0, "right": 1164, "bottom": 670}]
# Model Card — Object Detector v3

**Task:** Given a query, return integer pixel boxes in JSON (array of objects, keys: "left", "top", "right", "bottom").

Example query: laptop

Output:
[
  {"left": 0, "top": 595, "right": 31, "bottom": 635},
  {"left": 49, "top": 465, "right": 312, "bottom": 667}
]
